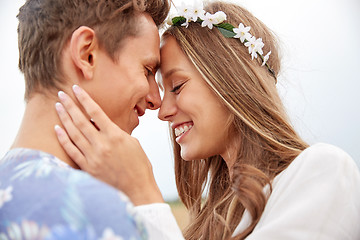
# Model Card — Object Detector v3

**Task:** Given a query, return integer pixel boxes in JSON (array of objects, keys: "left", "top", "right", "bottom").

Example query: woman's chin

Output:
[
  {"left": 180, "top": 149, "right": 204, "bottom": 161},
  {"left": 180, "top": 148, "right": 193, "bottom": 161}
]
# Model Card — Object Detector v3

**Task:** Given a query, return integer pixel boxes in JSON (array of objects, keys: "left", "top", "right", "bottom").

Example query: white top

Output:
[{"left": 134, "top": 143, "right": 360, "bottom": 239}]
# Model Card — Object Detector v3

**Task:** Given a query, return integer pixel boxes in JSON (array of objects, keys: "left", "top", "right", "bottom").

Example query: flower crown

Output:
[{"left": 166, "top": 2, "right": 276, "bottom": 82}]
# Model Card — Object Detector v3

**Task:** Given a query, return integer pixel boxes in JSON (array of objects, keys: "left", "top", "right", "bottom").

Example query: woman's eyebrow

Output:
[{"left": 163, "top": 68, "right": 184, "bottom": 79}]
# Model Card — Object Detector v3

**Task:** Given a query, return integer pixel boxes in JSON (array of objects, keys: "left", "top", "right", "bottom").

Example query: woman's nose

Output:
[{"left": 158, "top": 94, "right": 176, "bottom": 121}]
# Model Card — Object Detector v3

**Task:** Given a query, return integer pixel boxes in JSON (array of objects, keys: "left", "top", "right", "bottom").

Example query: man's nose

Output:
[{"left": 145, "top": 77, "right": 161, "bottom": 110}]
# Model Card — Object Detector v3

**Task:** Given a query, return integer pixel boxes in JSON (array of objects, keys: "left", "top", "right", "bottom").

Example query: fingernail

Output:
[
  {"left": 58, "top": 91, "right": 67, "bottom": 101},
  {"left": 72, "top": 85, "right": 81, "bottom": 96},
  {"left": 54, "top": 125, "right": 63, "bottom": 136},
  {"left": 55, "top": 102, "right": 64, "bottom": 113}
]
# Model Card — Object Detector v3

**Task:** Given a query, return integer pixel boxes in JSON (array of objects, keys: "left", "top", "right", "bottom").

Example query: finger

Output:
[
  {"left": 57, "top": 91, "right": 99, "bottom": 144},
  {"left": 54, "top": 124, "right": 88, "bottom": 169},
  {"left": 72, "top": 85, "right": 120, "bottom": 134},
  {"left": 55, "top": 101, "right": 92, "bottom": 153}
]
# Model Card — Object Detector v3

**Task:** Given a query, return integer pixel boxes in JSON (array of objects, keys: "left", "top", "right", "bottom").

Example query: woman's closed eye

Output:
[{"left": 170, "top": 82, "right": 185, "bottom": 94}]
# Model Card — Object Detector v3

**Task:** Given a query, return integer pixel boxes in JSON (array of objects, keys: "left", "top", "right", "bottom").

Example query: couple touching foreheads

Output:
[{"left": 1, "top": 0, "right": 359, "bottom": 239}]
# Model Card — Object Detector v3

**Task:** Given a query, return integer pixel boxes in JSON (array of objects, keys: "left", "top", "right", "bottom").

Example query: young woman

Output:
[{"left": 54, "top": 1, "right": 360, "bottom": 239}]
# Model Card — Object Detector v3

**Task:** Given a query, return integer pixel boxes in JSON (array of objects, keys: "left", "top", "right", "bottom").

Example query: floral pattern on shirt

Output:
[
  {"left": 0, "top": 220, "right": 50, "bottom": 240},
  {"left": 0, "top": 186, "right": 13, "bottom": 209},
  {"left": 0, "top": 148, "right": 148, "bottom": 240}
]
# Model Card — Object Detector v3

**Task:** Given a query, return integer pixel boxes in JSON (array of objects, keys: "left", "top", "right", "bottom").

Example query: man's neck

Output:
[{"left": 11, "top": 93, "right": 80, "bottom": 169}]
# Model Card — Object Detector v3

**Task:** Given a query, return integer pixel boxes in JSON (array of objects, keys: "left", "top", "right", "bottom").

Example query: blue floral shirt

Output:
[{"left": 0, "top": 148, "right": 147, "bottom": 240}]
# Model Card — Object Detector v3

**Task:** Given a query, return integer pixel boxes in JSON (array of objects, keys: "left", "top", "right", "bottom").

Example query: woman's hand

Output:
[{"left": 54, "top": 85, "right": 163, "bottom": 205}]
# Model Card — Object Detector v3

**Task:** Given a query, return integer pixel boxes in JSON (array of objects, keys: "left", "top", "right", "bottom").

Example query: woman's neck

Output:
[{"left": 221, "top": 137, "right": 240, "bottom": 179}]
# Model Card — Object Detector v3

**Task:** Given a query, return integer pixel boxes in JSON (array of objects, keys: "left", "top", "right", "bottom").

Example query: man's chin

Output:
[
  {"left": 114, "top": 121, "right": 136, "bottom": 135},
  {"left": 125, "top": 124, "right": 136, "bottom": 135}
]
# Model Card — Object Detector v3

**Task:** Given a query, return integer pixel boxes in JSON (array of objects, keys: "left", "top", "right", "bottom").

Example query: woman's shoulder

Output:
[
  {"left": 250, "top": 143, "right": 360, "bottom": 239},
  {"left": 299, "top": 142, "right": 355, "bottom": 163},
  {"left": 279, "top": 142, "right": 359, "bottom": 181},
  {"left": 270, "top": 142, "right": 360, "bottom": 200}
]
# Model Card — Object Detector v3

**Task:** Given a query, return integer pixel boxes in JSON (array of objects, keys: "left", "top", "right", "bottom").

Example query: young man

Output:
[{"left": 0, "top": 0, "right": 172, "bottom": 239}]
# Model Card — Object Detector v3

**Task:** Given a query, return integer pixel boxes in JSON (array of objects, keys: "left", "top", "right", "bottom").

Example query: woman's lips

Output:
[
  {"left": 174, "top": 123, "right": 193, "bottom": 137},
  {"left": 173, "top": 122, "right": 194, "bottom": 143}
]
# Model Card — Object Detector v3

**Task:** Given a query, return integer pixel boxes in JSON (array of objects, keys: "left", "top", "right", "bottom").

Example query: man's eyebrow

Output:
[
  {"left": 146, "top": 56, "right": 160, "bottom": 71},
  {"left": 154, "top": 59, "right": 160, "bottom": 71}
]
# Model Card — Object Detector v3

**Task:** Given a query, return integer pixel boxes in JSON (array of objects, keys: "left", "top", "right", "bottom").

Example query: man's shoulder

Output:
[
  {"left": 0, "top": 148, "right": 127, "bottom": 202},
  {"left": 1, "top": 148, "right": 89, "bottom": 190},
  {"left": 0, "top": 148, "right": 145, "bottom": 240}
]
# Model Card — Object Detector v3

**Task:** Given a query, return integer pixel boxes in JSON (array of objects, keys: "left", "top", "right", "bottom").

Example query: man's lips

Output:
[{"left": 134, "top": 105, "right": 145, "bottom": 116}]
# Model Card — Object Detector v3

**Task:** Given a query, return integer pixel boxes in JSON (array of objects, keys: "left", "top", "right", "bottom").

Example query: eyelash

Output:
[
  {"left": 145, "top": 68, "right": 154, "bottom": 77},
  {"left": 170, "top": 83, "right": 185, "bottom": 94}
]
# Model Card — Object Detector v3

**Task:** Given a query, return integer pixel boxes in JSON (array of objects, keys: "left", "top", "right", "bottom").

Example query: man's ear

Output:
[{"left": 70, "top": 26, "right": 98, "bottom": 80}]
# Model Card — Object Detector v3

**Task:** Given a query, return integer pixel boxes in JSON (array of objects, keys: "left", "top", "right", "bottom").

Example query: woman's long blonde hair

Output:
[{"left": 163, "top": 1, "right": 308, "bottom": 239}]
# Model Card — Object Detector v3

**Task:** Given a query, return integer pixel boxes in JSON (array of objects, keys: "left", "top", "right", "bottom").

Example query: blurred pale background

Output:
[{"left": 1, "top": 0, "right": 359, "bottom": 201}]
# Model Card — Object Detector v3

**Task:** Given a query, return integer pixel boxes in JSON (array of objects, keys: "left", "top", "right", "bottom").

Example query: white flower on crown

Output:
[
  {"left": 254, "top": 38, "right": 264, "bottom": 55},
  {"left": 233, "top": 23, "right": 251, "bottom": 43},
  {"left": 262, "top": 51, "right": 271, "bottom": 66},
  {"left": 245, "top": 36, "right": 264, "bottom": 60},
  {"left": 212, "top": 11, "right": 227, "bottom": 24},
  {"left": 201, "top": 12, "right": 217, "bottom": 29},
  {"left": 177, "top": 2, "right": 193, "bottom": 27},
  {"left": 189, "top": 1, "right": 205, "bottom": 21},
  {"left": 177, "top": 2, "right": 193, "bottom": 19}
]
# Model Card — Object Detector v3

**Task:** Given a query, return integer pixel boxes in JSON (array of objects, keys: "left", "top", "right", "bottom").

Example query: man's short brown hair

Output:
[{"left": 17, "top": 0, "right": 170, "bottom": 100}]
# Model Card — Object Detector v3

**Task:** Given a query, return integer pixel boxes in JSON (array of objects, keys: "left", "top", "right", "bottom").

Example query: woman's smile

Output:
[{"left": 173, "top": 121, "right": 194, "bottom": 143}]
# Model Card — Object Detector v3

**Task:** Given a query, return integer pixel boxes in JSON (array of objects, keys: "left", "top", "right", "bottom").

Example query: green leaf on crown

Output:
[
  {"left": 215, "top": 23, "right": 236, "bottom": 38},
  {"left": 216, "top": 23, "right": 234, "bottom": 31},
  {"left": 217, "top": 27, "right": 236, "bottom": 38},
  {"left": 172, "top": 16, "right": 187, "bottom": 26}
]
